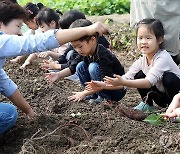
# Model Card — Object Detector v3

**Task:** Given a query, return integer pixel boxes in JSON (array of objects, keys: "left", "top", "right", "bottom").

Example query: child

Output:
[
  {"left": 40, "top": 9, "right": 87, "bottom": 72},
  {"left": 65, "top": 19, "right": 126, "bottom": 104},
  {"left": 10, "top": 2, "right": 44, "bottom": 63},
  {"left": 162, "top": 93, "right": 180, "bottom": 118},
  {"left": 42, "top": 10, "right": 110, "bottom": 82},
  {"left": 20, "top": 7, "right": 67, "bottom": 69},
  {"left": 87, "top": 19, "right": 180, "bottom": 111},
  {"left": 0, "top": 1, "right": 108, "bottom": 134}
]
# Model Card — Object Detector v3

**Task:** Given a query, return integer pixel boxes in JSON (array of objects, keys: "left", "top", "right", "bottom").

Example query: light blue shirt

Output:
[
  {"left": 0, "top": 30, "right": 60, "bottom": 58},
  {"left": 0, "top": 30, "right": 60, "bottom": 96}
]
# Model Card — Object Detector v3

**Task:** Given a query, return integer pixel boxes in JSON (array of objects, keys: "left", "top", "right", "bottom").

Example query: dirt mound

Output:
[{"left": 0, "top": 57, "right": 178, "bottom": 154}]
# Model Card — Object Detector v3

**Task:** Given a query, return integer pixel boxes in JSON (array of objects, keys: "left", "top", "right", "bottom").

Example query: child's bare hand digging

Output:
[{"left": 162, "top": 93, "right": 180, "bottom": 121}]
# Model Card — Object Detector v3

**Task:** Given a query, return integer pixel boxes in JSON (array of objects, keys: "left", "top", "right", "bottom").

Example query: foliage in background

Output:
[
  {"left": 18, "top": 0, "right": 134, "bottom": 53},
  {"left": 104, "top": 19, "right": 138, "bottom": 57},
  {"left": 18, "top": 0, "right": 130, "bottom": 15}
]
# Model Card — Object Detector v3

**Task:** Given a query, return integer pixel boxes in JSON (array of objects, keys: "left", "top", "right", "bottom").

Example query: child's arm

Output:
[
  {"left": 68, "top": 89, "right": 97, "bottom": 102},
  {"left": 85, "top": 80, "right": 124, "bottom": 91},
  {"left": 20, "top": 53, "right": 38, "bottom": 69},
  {"left": 104, "top": 74, "right": 151, "bottom": 89},
  {"left": 69, "top": 81, "right": 124, "bottom": 102},
  {"left": 55, "top": 22, "right": 109, "bottom": 45},
  {"left": 162, "top": 108, "right": 180, "bottom": 118},
  {"left": 166, "top": 93, "right": 180, "bottom": 113},
  {"left": 45, "top": 68, "right": 72, "bottom": 83},
  {"left": 162, "top": 93, "right": 180, "bottom": 118},
  {"left": 8, "top": 89, "right": 36, "bottom": 120},
  {"left": 41, "top": 60, "right": 61, "bottom": 70},
  {"left": 38, "top": 51, "right": 62, "bottom": 60}
]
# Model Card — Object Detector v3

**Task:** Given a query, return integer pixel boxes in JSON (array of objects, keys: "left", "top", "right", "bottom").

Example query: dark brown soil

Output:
[{"left": 0, "top": 14, "right": 180, "bottom": 154}]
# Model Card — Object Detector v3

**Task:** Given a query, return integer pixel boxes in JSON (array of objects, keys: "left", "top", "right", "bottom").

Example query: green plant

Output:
[
  {"left": 18, "top": 0, "right": 130, "bottom": 15},
  {"left": 143, "top": 113, "right": 168, "bottom": 126}
]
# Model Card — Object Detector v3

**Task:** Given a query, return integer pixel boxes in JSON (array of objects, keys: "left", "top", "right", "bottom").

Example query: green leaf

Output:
[{"left": 143, "top": 114, "right": 163, "bottom": 126}]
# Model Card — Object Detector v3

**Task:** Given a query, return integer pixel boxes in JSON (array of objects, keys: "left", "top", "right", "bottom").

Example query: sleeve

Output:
[
  {"left": 0, "top": 30, "right": 60, "bottom": 58},
  {"left": 68, "top": 54, "right": 82, "bottom": 74},
  {"left": 98, "top": 51, "right": 115, "bottom": 78},
  {"left": 145, "top": 57, "right": 170, "bottom": 86},
  {"left": 57, "top": 45, "right": 73, "bottom": 64},
  {"left": 122, "top": 58, "right": 142, "bottom": 80}
]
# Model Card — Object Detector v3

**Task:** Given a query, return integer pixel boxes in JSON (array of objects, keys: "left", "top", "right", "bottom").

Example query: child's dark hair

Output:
[
  {"left": 59, "top": 9, "right": 86, "bottom": 29},
  {"left": 70, "top": 19, "right": 97, "bottom": 42},
  {"left": 9, "top": 0, "right": 17, "bottom": 3},
  {"left": 37, "top": 7, "right": 62, "bottom": 29},
  {"left": 0, "top": 0, "right": 27, "bottom": 25},
  {"left": 24, "top": 2, "right": 44, "bottom": 20},
  {"left": 137, "top": 18, "right": 164, "bottom": 49}
]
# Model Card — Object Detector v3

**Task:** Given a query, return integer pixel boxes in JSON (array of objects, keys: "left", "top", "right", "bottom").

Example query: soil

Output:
[{"left": 0, "top": 14, "right": 180, "bottom": 154}]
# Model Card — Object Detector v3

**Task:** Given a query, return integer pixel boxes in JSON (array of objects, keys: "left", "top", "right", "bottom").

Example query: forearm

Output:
[
  {"left": 48, "top": 52, "right": 61, "bottom": 60},
  {"left": 82, "top": 89, "right": 98, "bottom": 97},
  {"left": 57, "top": 68, "right": 72, "bottom": 79},
  {"left": 123, "top": 78, "right": 151, "bottom": 89},
  {"left": 8, "top": 89, "right": 32, "bottom": 114},
  {"left": 166, "top": 93, "right": 180, "bottom": 113},
  {"left": 55, "top": 27, "right": 88, "bottom": 45},
  {"left": 104, "top": 85, "right": 124, "bottom": 90}
]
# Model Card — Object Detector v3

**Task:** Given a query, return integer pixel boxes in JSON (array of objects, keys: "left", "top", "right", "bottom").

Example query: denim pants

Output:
[
  {"left": 76, "top": 61, "right": 126, "bottom": 101},
  {"left": 0, "top": 102, "right": 18, "bottom": 134}
]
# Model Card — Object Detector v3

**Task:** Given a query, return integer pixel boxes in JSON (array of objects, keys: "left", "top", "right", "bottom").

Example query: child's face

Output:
[
  {"left": 71, "top": 37, "right": 96, "bottom": 56},
  {"left": 24, "top": 18, "right": 38, "bottom": 30},
  {"left": 137, "top": 25, "right": 163, "bottom": 56},
  {"left": 39, "top": 21, "right": 56, "bottom": 33},
  {"left": 0, "top": 19, "right": 23, "bottom": 35}
]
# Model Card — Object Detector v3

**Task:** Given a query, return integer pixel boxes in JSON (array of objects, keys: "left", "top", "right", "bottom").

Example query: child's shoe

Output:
[
  {"left": 65, "top": 74, "right": 79, "bottom": 81},
  {"left": 88, "top": 95, "right": 103, "bottom": 105},
  {"left": 134, "top": 101, "right": 154, "bottom": 112},
  {"left": 85, "top": 94, "right": 98, "bottom": 100}
]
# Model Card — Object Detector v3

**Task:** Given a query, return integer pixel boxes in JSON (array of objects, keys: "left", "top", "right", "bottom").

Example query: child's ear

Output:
[
  {"left": 91, "top": 36, "right": 97, "bottom": 43},
  {"left": 50, "top": 20, "right": 56, "bottom": 29},
  {"left": 158, "top": 37, "right": 164, "bottom": 45},
  {"left": 33, "top": 17, "right": 37, "bottom": 23}
]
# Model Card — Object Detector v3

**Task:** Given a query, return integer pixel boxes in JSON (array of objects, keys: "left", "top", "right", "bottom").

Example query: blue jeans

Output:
[
  {"left": 76, "top": 61, "right": 126, "bottom": 101},
  {"left": 0, "top": 102, "right": 18, "bottom": 134}
]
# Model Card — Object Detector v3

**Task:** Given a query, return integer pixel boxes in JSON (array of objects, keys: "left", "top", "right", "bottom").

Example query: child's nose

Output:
[
  {"left": 141, "top": 38, "right": 147, "bottom": 44},
  {"left": 18, "top": 30, "right": 22, "bottom": 36}
]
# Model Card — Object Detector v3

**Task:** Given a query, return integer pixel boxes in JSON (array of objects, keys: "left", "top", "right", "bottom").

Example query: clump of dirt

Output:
[{"left": 0, "top": 15, "right": 180, "bottom": 154}]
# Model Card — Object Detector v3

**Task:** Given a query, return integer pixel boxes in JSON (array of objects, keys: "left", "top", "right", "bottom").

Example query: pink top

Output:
[{"left": 122, "top": 49, "right": 180, "bottom": 92}]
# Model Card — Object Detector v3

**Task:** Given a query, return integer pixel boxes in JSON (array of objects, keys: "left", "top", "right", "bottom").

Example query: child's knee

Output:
[
  {"left": 88, "top": 62, "right": 99, "bottom": 74},
  {"left": 76, "top": 61, "right": 86, "bottom": 71}
]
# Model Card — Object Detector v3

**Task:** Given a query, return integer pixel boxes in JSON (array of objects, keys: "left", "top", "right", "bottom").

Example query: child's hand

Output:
[
  {"left": 25, "top": 108, "right": 37, "bottom": 121},
  {"left": 104, "top": 74, "right": 123, "bottom": 87},
  {"left": 85, "top": 80, "right": 105, "bottom": 91},
  {"left": 40, "top": 60, "right": 60, "bottom": 70},
  {"left": 162, "top": 108, "right": 180, "bottom": 118},
  {"left": 87, "top": 22, "right": 109, "bottom": 36},
  {"left": 45, "top": 72, "right": 59, "bottom": 83},
  {"left": 38, "top": 52, "right": 50, "bottom": 58},
  {"left": 68, "top": 92, "right": 86, "bottom": 102}
]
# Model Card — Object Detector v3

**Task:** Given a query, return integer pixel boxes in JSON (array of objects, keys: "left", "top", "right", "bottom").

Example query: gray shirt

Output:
[{"left": 123, "top": 49, "right": 180, "bottom": 92}]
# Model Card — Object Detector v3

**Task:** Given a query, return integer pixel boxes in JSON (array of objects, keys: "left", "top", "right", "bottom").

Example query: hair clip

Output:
[{"left": 28, "top": 10, "right": 33, "bottom": 15}]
